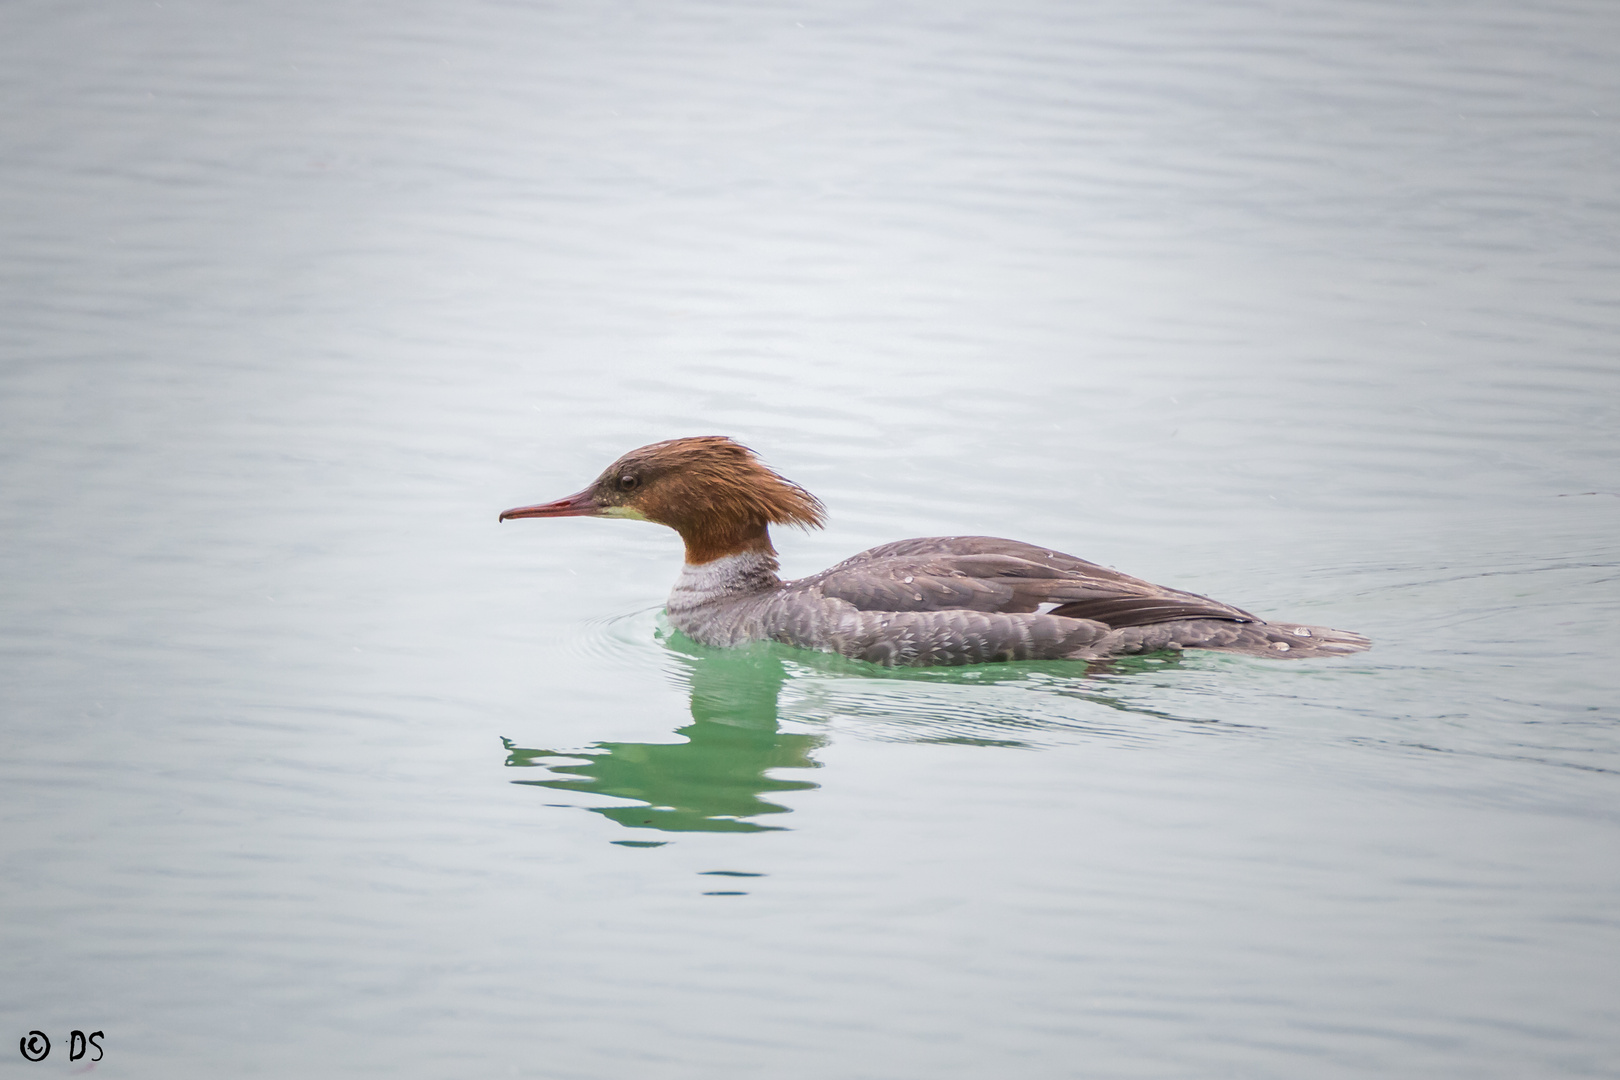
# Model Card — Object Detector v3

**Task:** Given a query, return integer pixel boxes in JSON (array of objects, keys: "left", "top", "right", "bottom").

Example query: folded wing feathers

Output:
[{"left": 809, "top": 536, "right": 1257, "bottom": 629}]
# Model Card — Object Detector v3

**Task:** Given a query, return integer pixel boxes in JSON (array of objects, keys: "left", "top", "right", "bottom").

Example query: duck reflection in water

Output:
[
  {"left": 504, "top": 628, "right": 1212, "bottom": 835},
  {"left": 503, "top": 640, "right": 823, "bottom": 834}
]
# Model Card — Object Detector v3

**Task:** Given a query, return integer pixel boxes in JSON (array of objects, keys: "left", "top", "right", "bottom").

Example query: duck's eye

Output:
[{"left": 618, "top": 474, "right": 639, "bottom": 492}]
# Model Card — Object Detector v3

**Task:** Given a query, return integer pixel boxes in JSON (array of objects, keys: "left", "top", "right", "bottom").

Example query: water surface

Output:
[{"left": 2, "top": 1, "right": 1618, "bottom": 1076}]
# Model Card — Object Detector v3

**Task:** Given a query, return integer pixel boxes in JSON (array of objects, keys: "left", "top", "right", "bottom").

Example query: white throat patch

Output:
[
  {"left": 597, "top": 505, "right": 649, "bottom": 520},
  {"left": 668, "top": 551, "right": 779, "bottom": 610}
]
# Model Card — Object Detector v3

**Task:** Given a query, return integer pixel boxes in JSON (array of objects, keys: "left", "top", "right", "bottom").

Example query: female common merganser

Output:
[{"left": 500, "top": 436, "right": 1370, "bottom": 666}]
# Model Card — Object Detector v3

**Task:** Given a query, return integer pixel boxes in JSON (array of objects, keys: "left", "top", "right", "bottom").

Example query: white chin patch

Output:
[{"left": 598, "top": 505, "right": 649, "bottom": 521}]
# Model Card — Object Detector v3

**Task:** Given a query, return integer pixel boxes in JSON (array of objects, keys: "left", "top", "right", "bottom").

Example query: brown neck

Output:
[{"left": 678, "top": 520, "right": 777, "bottom": 565}]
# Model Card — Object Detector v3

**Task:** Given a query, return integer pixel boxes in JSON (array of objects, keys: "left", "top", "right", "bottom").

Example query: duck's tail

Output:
[{"left": 1076, "top": 619, "right": 1371, "bottom": 660}]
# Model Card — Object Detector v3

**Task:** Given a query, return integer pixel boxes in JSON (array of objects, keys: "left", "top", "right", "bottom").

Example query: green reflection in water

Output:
[
  {"left": 504, "top": 643, "right": 823, "bottom": 834},
  {"left": 505, "top": 624, "right": 1219, "bottom": 836}
]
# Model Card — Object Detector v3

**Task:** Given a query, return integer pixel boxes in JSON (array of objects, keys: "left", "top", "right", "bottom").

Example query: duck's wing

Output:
[{"left": 802, "top": 535, "right": 1258, "bottom": 629}]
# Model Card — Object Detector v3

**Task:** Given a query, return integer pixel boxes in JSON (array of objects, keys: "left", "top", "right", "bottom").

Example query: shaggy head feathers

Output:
[{"left": 589, "top": 436, "right": 825, "bottom": 563}]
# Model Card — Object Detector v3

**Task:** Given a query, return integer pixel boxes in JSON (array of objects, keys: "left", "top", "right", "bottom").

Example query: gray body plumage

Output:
[{"left": 666, "top": 535, "right": 1370, "bottom": 666}]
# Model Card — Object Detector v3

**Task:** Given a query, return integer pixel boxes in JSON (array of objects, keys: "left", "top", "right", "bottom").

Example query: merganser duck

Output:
[{"left": 500, "top": 436, "right": 1370, "bottom": 666}]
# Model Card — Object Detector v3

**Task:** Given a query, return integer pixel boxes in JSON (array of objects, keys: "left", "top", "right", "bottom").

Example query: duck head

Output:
[{"left": 500, "top": 436, "right": 825, "bottom": 564}]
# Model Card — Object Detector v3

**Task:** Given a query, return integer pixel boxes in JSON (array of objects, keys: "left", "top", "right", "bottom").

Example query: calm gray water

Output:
[{"left": 3, "top": 1, "right": 1618, "bottom": 1076}]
